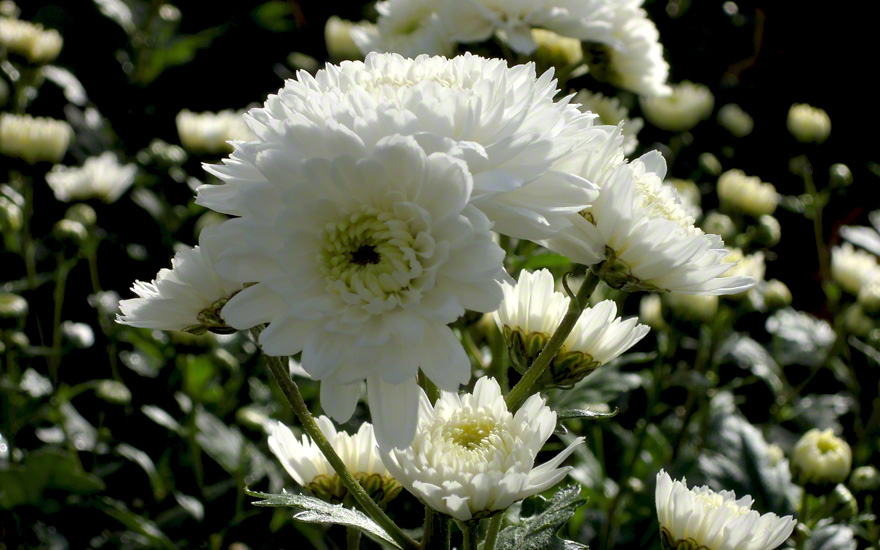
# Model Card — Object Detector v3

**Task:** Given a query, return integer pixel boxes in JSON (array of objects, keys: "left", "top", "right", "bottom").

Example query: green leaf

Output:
[
  {"left": 251, "top": 1, "right": 302, "bottom": 32},
  {"left": 117, "top": 443, "right": 167, "bottom": 500},
  {"left": 245, "top": 488, "right": 402, "bottom": 549},
  {"left": 555, "top": 407, "right": 619, "bottom": 434},
  {"left": 495, "top": 485, "right": 587, "bottom": 550},
  {"left": 513, "top": 253, "right": 574, "bottom": 273},
  {"left": 0, "top": 449, "right": 104, "bottom": 508},
  {"left": 133, "top": 27, "right": 224, "bottom": 85},
  {"left": 804, "top": 523, "right": 857, "bottom": 550},
  {"left": 141, "top": 405, "right": 183, "bottom": 434},
  {"left": 102, "top": 497, "right": 176, "bottom": 550},
  {"left": 716, "top": 334, "right": 783, "bottom": 394}
]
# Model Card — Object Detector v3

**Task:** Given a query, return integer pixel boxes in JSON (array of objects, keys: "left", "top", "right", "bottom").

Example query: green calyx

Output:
[
  {"left": 307, "top": 473, "right": 402, "bottom": 508},
  {"left": 185, "top": 296, "right": 237, "bottom": 335},
  {"left": 502, "top": 326, "right": 601, "bottom": 389},
  {"left": 659, "top": 528, "right": 712, "bottom": 550},
  {"left": 597, "top": 246, "right": 664, "bottom": 293}
]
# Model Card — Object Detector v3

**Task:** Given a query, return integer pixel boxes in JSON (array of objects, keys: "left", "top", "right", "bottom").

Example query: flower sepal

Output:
[
  {"left": 185, "top": 296, "right": 237, "bottom": 335},
  {"left": 659, "top": 527, "right": 712, "bottom": 550},
  {"left": 597, "top": 247, "right": 663, "bottom": 293}
]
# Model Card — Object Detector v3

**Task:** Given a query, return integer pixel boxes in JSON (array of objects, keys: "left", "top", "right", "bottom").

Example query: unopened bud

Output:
[
  {"left": 64, "top": 203, "right": 97, "bottom": 227},
  {"left": 827, "top": 484, "right": 858, "bottom": 521},
  {"left": 791, "top": 428, "right": 852, "bottom": 488},
  {"left": 702, "top": 211, "right": 736, "bottom": 243},
  {"left": 849, "top": 465, "right": 880, "bottom": 493},
  {"left": 829, "top": 163, "right": 853, "bottom": 188},
  {"left": 531, "top": 28, "right": 583, "bottom": 74},
  {"left": 787, "top": 103, "right": 831, "bottom": 144},
  {"left": 699, "top": 153, "right": 722, "bottom": 176},
  {"left": 0, "top": 293, "right": 28, "bottom": 323},
  {"left": 763, "top": 279, "right": 792, "bottom": 309},
  {"left": 859, "top": 280, "right": 880, "bottom": 316},
  {"left": 0, "top": 196, "right": 23, "bottom": 231},
  {"left": 95, "top": 380, "right": 132, "bottom": 405}
]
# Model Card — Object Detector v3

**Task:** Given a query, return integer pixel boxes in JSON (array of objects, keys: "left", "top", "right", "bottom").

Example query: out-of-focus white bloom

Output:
[
  {"left": 46, "top": 152, "right": 137, "bottom": 203},
  {"left": 381, "top": 376, "right": 584, "bottom": 521},
  {"left": 205, "top": 135, "right": 508, "bottom": 449},
  {"left": 765, "top": 308, "right": 835, "bottom": 367},
  {"left": 701, "top": 211, "right": 736, "bottom": 243},
  {"left": 175, "top": 109, "right": 254, "bottom": 154},
  {"left": 0, "top": 1, "right": 19, "bottom": 18},
  {"left": 117, "top": 225, "right": 243, "bottom": 334},
  {"left": 199, "top": 52, "right": 613, "bottom": 241},
  {"left": 531, "top": 28, "right": 583, "bottom": 72},
  {"left": 717, "top": 103, "right": 754, "bottom": 137},
  {"left": 831, "top": 243, "right": 880, "bottom": 295},
  {"left": 858, "top": 279, "right": 880, "bottom": 315},
  {"left": 840, "top": 211, "right": 880, "bottom": 258},
  {"left": 640, "top": 81, "right": 713, "bottom": 132},
  {"left": 791, "top": 429, "right": 852, "bottom": 485},
  {"left": 0, "top": 113, "right": 72, "bottom": 164},
  {"left": 544, "top": 151, "right": 755, "bottom": 295},
  {"left": 664, "top": 293, "right": 718, "bottom": 322},
  {"left": 574, "top": 90, "right": 643, "bottom": 155},
  {"left": 655, "top": 470, "right": 796, "bottom": 550},
  {"left": 324, "top": 16, "right": 362, "bottom": 61},
  {"left": 494, "top": 269, "right": 649, "bottom": 386},
  {"left": 717, "top": 169, "right": 777, "bottom": 217},
  {"left": 269, "top": 417, "right": 401, "bottom": 505},
  {"left": 350, "top": 0, "right": 456, "bottom": 57},
  {"left": 639, "top": 293, "right": 665, "bottom": 329},
  {"left": 61, "top": 321, "right": 94, "bottom": 348},
  {"left": 721, "top": 249, "right": 765, "bottom": 298},
  {"left": 0, "top": 16, "right": 62, "bottom": 63},
  {"left": 787, "top": 103, "right": 830, "bottom": 144},
  {"left": 763, "top": 279, "right": 792, "bottom": 308}
]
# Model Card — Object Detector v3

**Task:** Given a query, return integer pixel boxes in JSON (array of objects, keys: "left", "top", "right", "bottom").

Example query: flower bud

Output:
[
  {"left": 64, "top": 203, "right": 97, "bottom": 227},
  {"left": 717, "top": 103, "right": 753, "bottom": 137},
  {"left": 763, "top": 279, "right": 792, "bottom": 309},
  {"left": 767, "top": 443, "right": 785, "bottom": 467},
  {"left": 829, "top": 163, "right": 852, "bottom": 188},
  {"left": 827, "top": 484, "right": 858, "bottom": 521},
  {"left": 531, "top": 28, "right": 583, "bottom": 74},
  {"left": 754, "top": 215, "right": 782, "bottom": 247},
  {"left": 858, "top": 280, "right": 880, "bottom": 316},
  {"left": 324, "top": 16, "right": 361, "bottom": 62},
  {"left": 842, "top": 304, "right": 875, "bottom": 338},
  {"left": 791, "top": 428, "right": 852, "bottom": 487},
  {"left": 52, "top": 218, "right": 88, "bottom": 246},
  {"left": 95, "top": 380, "right": 132, "bottom": 405},
  {"left": 663, "top": 292, "right": 718, "bottom": 323},
  {"left": 640, "top": 81, "right": 714, "bottom": 132},
  {"left": 717, "top": 169, "right": 778, "bottom": 217},
  {"left": 787, "top": 103, "right": 831, "bottom": 144},
  {"left": 849, "top": 465, "right": 880, "bottom": 493},
  {"left": 702, "top": 211, "right": 737, "bottom": 243},
  {"left": 0, "top": 196, "right": 23, "bottom": 231},
  {"left": 61, "top": 321, "right": 94, "bottom": 348},
  {"left": 699, "top": 152, "right": 722, "bottom": 176},
  {"left": 0, "top": 293, "right": 28, "bottom": 328},
  {"left": 639, "top": 293, "right": 665, "bottom": 329}
]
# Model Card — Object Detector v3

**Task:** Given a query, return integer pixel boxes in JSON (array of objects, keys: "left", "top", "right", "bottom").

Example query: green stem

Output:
[
  {"left": 252, "top": 328, "right": 418, "bottom": 550},
  {"left": 422, "top": 507, "right": 450, "bottom": 550},
  {"left": 346, "top": 525, "right": 362, "bottom": 550},
  {"left": 49, "top": 256, "right": 74, "bottom": 384},
  {"left": 418, "top": 368, "right": 441, "bottom": 406},
  {"left": 459, "top": 521, "right": 480, "bottom": 550},
  {"left": 483, "top": 515, "right": 502, "bottom": 550},
  {"left": 505, "top": 270, "right": 601, "bottom": 410},
  {"left": 802, "top": 162, "right": 830, "bottom": 286}
]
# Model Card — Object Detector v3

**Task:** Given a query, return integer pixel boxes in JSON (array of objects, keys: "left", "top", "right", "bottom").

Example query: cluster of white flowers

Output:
[
  {"left": 717, "top": 169, "right": 778, "bottom": 218},
  {"left": 0, "top": 112, "right": 72, "bottom": 164},
  {"left": 0, "top": 16, "right": 62, "bottom": 64},
  {"left": 175, "top": 109, "right": 254, "bottom": 154},
  {"left": 46, "top": 152, "right": 138, "bottom": 203},
  {"left": 640, "top": 81, "right": 714, "bottom": 131}
]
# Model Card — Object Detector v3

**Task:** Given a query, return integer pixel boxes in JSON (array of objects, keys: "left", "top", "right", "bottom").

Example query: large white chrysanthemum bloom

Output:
[
  {"left": 717, "top": 169, "right": 778, "bottom": 217},
  {"left": 831, "top": 243, "right": 880, "bottom": 295},
  {"left": 655, "top": 470, "right": 796, "bottom": 550},
  {"left": 381, "top": 376, "right": 584, "bottom": 521},
  {"left": 0, "top": 16, "right": 62, "bottom": 63},
  {"left": 117, "top": 225, "right": 243, "bottom": 334},
  {"left": 574, "top": 90, "right": 643, "bottom": 155},
  {"left": 640, "top": 81, "right": 714, "bottom": 132},
  {"left": 0, "top": 113, "right": 72, "bottom": 164},
  {"left": 46, "top": 152, "right": 137, "bottom": 203},
  {"left": 176, "top": 109, "right": 254, "bottom": 154},
  {"left": 268, "top": 417, "right": 401, "bottom": 505},
  {"left": 204, "top": 135, "right": 508, "bottom": 448},
  {"left": 199, "top": 52, "right": 614, "bottom": 242},
  {"left": 494, "top": 268, "right": 649, "bottom": 386},
  {"left": 544, "top": 151, "right": 755, "bottom": 294},
  {"left": 791, "top": 429, "right": 852, "bottom": 486},
  {"left": 787, "top": 103, "right": 830, "bottom": 144},
  {"left": 350, "top": 0, "right": 456, "bottom": 58}
]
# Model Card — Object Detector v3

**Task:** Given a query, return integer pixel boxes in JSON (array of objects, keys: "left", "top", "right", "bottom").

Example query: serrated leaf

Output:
[
  {"left": 245, "top": 488, "right": 401, "bottom": 549},
  {"left": 804, "top": 523, "right": 857, "bottom": 550},
  {"left": 495, "top": 485, "right": 587, "bottom": 550}
]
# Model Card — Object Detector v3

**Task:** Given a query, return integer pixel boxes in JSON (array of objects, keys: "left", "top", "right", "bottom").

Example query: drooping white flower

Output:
[
  {"left": 268, "top": 417, "right": 401, "bottom": 505},
  {"left": 350, "top": 0, "right": 456, "bottom": 58},
  {"left": 717, "top": 103, "right": 754, "bottom": 137},
  {"left": 787, "top": 103, "right": 830, "bottom": 144},
  {"left": 0, "top": 16, "right": 62, "bottom": 63},
  {"left": 46, "top": 152, "right": 137, "bottom": 203},
  {"left": 831, "top": 243, "right": 880, "bottom": 295},
  {"left": 176, "top": 109, "right": 254, "bottom": 154},
  {"left": 0, "top": 113, "right": 72, "bottom": 164},
  {"left": 205, "top": 135, "right": 508, "bottom": 449},
  {"left": 717, "top": 169, "right": 778, "bottom": 217},
  {"left": 791, "top": 429, "right": 852, "bottom": 485},
  {"left": 655, "top": 470, "right": 796, "bottom": 550},
  {"left": 640, "top": 81, "right": 714, "bottom": 132},
  {"left": 574, "top": 89, "right": 643, "bottom": 155},
  {"left": 380, "top": 376, "right": 584, "bottom": 521},
  {"left": 117, "top": 225, "right": 243, "bottom": 334},
  {"left": 544, "top": 151, "right": 755, "bottom": 295},
  {"left": 199, "top": 52, "right": 614, "bottom": 241},
  {"left": 493, "top": 268, "right": 649, "bottom": 386}
]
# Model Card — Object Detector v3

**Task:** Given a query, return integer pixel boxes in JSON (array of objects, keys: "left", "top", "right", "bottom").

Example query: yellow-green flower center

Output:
[{"left": 448, "top": 418, "right": 498, "bottom": 450}]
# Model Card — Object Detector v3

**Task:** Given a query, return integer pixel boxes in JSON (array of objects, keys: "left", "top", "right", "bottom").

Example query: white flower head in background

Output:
[
  {"left": 831, "top": 243, "right": 880, "bottom": 295},
  {"left": 765, "top": 308, "right": 835, "bottom": 367},
  {"left": 791, "top": 429, "right": 852, "bottom": 486},
  {"left": 544, "top": 151, "right": 755, "bottom": 295},
  {"left": 655, "top": 470, "right": 796, "bottom": 550},
  {"left": 494, "top": 269, "right": 649, "bottom": 386},
  {"left": 46, "top": 152, "right": 137, "bottom": 203},
  {"left": 574, "top": 89, "right": 643, "bottom": 155},
  {"left": 663, "top": 292, "right": 718, "bottom": 323},
  {"left": 717, "top": 103, "right": 754, "bottom": 137},
  {"left": 204, "top": 134, "right": 508, "bottom": 449},
  {"left": 269, "top": 417, "right": 401, "bottom": 506},
  {"left": 116, "top": 225, "right": 243, "bottom": 334},
  {"left": 720, "top": 249, "right": 765, "bottom": 300},
  {"left": 640, "top": 81, "right": 714, "bottom": 132},
  {"left": 717, "top": 169, "right": 778, "bottom": 218},
  {"left": 350, "top": 0, "right": 456, "bottom": 58},
  {"left": 324, "top": 16, "right": 362, "bottom": 61},
  {"left": 176, "top": 109, "right": 254, "bottom": 154},
  {"left": 0, "top": 16, "right": 62, "bottom": 63},
  {"left": 787, "top": 103, "right": 830, "bottom": 144},
  {"left": 0, "top": 113, "right": 72, "bottom": 164},
  {"left": 380, "top": 376, "right": 584, "bottom": 521}
]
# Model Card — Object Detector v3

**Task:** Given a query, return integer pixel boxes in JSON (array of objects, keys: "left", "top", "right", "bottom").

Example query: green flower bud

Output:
[
  {"left": 698, "top": 152, "right": 722, "bottom": 176},
  {"left": 827, "top": 484, "right": 858, "bottom": 521},
  {"left": 829, "top": 163, "right": 852, "bottom": 188},
  {"left": 849, "top": 465, "right": 880, "bottom": 493},
  {"left": 95, "top": 380, "right": 132, "bottom": 405},
  {"left": 792, "top": 429, "right": 852, "bottom": 489},
  {"left": 702, "top": 211, "right": 736, "bottom": 243},
  {"left": 858, "top": 280, "right": 880, "bottom": 316},
  {"left": 64, "top": 203, "right": 97, "bottom": 227},
  {"left": 763, "top": 279, "right": 792, "bottom": 309},
  {"left": 52, "top": 218, "right": 88, "bottom": 245},
  {"left": 842, "top": 304, "right": 875, "bottom": 338},
  {"left": 0, "top": 293, "right": 28, "bottom": 321},
  {"left": 755, "top": 215, "right": 782, "bottom": 247},
  {"left": 0, "top": 196, "right": 23, "bottom": 231}
]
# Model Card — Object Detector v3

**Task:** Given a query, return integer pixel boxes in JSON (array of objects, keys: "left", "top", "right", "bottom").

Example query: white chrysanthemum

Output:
[
  {"left": 640, "top": 81, "right": 713, "bottom": 132},
  {"left": 268, "top": 417, "right": 400, "bottom": 504},
  {"left": 494, "top": 268, "right": 649, "bottom": 385},
  {"left": 574, "top": 90, "right": 643, "bottom": 155},
  {"left": 0, "top": 16, "right": 62, "bottom": 63},
  {"left": 717, "top": 103, "right": 754, "bottom": 137},
  {"left": 117, "top": 225, "right": 243, "bottom": 334},
  {"left": 204, "top": 135, "right": 508, "bottom": 449},
  {"left": 787, "top": 103, "right": 830, "bottom": 144},
  {"left": 584, "top": 3, "right": 671, "bottom": 97},
  {"left": 544, "top": 151, "right": 755, "bottom": 295},
  {"left": 381, "top": 376, "right": 584, "bottom": 521},
  {"left": 199, "top": 52, "right": 614, "bottom": 241},
  {"left": 350, "top": 0, "right": 456, "bottom": 58},
  {"left": 0, "top": 113, "right": 72, "bottom": 164},
  {"left": 324, "top": 16, "right": 361, "bottom": 62},
  {"left": 176, "top": 109, "right": 254, "bottom": 154},
  {"left": 46, "top": 152, "right": 137, "bottom": 203},
  {"left": 831, "top": 243, "right": 880, "bottom": 295},
  {"left": 791, "top": 429, "right": 852, "bottom": 485},
  {"left": 655, "top": 470, "right": 796, "bottom": 550},
  {"left": 717, "top": 169, "right": 777, "bottom": 217}
]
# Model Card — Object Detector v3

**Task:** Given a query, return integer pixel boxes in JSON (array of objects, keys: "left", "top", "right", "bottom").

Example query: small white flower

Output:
[
  {"left": 655, "top": 470, "right": 796, "bottom": 550},
  {"left": 791, "top": 429, "right": 852, "bottom": 485},
  {"left": 46, "top": 152, "right": 137, "bottom": 203},
  {"left": 574, "top": 90, "right": 643, "bottom": 155},
  {"left": 176, "top": 109, "right": 254, "bottom": 154},
  {"left": 640, "top": 81, "right": 714, "bottom": 132},
  {"left": 269, "top": 417, "right": 401, "bottom": 505},
  {"left": 117, "top": 225, "right": 243, "bottom": 334},
  {"left": 494, "top": 268, "right": 649, "bottom": 386},
  {"left": 0, "top": 16, "right": 62, "bottom": 63},
  {"left": 831, "top": 243, "right": 880, "bottom": 295},
  {"left": 0, "top": 113, "right": 72, "bottom": 164},
  {"left": 717, "top": 169, "right": 778, "bottom": 217},
  {"left": 350, "top": 0, "right": 456, "bottom": 58},
  {"left": 381, "top": 376, "right": 584, "bottom": 521},
  {"left": 717, "top": 103, "right": 754, "bottom": 137},
  {"left": 787, "top": 103, "right": 830, "bottom": 144}
]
